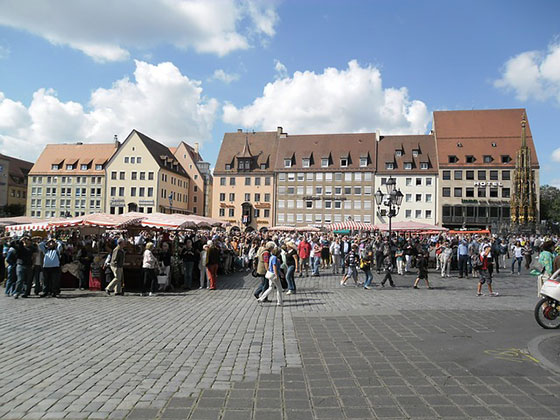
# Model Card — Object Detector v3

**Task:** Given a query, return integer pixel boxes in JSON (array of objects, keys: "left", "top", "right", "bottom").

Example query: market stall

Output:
[{"left": 325, "top": 220, "right": 377, "bottom": 232}]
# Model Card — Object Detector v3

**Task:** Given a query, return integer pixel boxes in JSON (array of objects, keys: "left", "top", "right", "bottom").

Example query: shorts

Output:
[
  {"left": 346, "top": 266, "right": 358, "bottom": 278},
  {"left": 478, "top": 270, "right": 492, "bottom": 285},
  {"left": 418, "top": 270, "right": 428, "bottom": 280},
  {"left": 300, "top": 258, "right": 309, "bottom": 268}
]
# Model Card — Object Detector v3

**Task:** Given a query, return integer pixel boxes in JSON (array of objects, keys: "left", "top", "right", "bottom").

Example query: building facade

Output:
[
  {"left": 27, "top": 143, "right": 118, "bottom": 218},
  {"left": 274, "top": 133, "right": 377, "bottom": 227},
  {"left": 433, "top": 109, "right": 540, "bottom": 231},
  {"left": 374, "top": 135, "right": 439, "bottom": 225},
  {"left": 172, "top": 142, "right": 213, "bottom": 216},
  {"left": 105, "top": 130, "right": 191, "bottom": 215},
  {"left": 212, "top": 129, "right": 279, "bottom": 230},
  {"left": 0, "top": 154, "right": 33, "bottom": 215}
]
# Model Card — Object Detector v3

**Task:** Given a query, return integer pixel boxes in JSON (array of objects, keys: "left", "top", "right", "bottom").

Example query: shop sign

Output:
[
  {"left": 138, "top": 200, "right": 154, "bottom": 206},
  {"left": 254, "top": 203, "right": 271, "bottom": 209},
  {"left": 474, "top": 182, "right": 503, "bottom": 187},
  {"left": 110, "top": 199, "right": 125, "bottom": 207},
  {"left": 461, "top": 199, "right": 479, "bottom": 204}
]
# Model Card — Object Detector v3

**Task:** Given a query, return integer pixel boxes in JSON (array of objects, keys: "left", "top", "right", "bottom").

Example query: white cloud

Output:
[
  {"left": 274, "top": 59, "right": 288, "bottom": 79},
  {"left": 552, "top": 148, "right": 560, "bottom": 163},
  {"left": 223, "top": 60, "right": 430, "bottom": 135},
  {"left": 210, "top": 69, "right": 240, "bottom": 84},
  {"left": 0, "top": 60, "right": 219, "bottom": 160},
  {"left": 495, "top": 41, "right": 560, "bottom": 104},
  {"left": 0, "top": 0, "right": 279, "bottom": 62}
]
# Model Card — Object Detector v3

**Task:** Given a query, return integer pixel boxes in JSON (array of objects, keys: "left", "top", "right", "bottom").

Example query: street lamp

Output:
[{"left": 375, "top": 176, "right": 403, "bottom": 239}]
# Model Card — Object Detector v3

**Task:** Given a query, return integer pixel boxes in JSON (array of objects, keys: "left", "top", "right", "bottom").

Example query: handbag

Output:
[{"left": 265, "top": 271, "right": 275, "bottom": 280}]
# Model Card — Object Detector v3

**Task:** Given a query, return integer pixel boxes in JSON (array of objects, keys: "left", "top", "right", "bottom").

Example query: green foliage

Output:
[{"left": 540, "top": 185, "right": 560, "bottom": 223}]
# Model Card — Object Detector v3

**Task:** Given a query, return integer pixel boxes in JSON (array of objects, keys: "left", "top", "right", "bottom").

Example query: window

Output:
[
  {"left": 490, "top": 170, "right": 499, "bottom": 180},
  {"left": 254, "top": 193, "right": 261, "bottom": 202},
  {"left": 340, "top": 157, "right": 348, "bottom": 167},
  {"left": 354, "top": 187, "right": 362, "bottom": 195},
  {"left": 442, "top": 187, "right": 451, "bottom": 197},
  {"left": 405, "top": 209, "right": 412, "bottom": 218},
  {"left": 501, "top": 155, "right": 512, "bottom": 164},
  {"left": 334, "top": 201, "right": 342, "bottom": 209},
  {"left": 139, "top": 187, "right": 145, "bottom": 197},
  {"left": 220, "top": 177, "right": 226, "bottom": 186},
  {"left": 412, "top": 149, "right": 420, "bottom": 157},
  {"left": 147, "top": 188, "right": 153, "bottom": 197},
  {"left": 466, "top": 155, "right": 475, "bottom": 163},
  {"left": 490, "top": 188, "right": 498, "bottom": 198},
  {"left": 297, "top": 173, "right": 304, "bottom": 181},
  {"left": 364, "top": 186, "right": 372, "bottom": 195},
  {"left": 297, "top": 186, "right": 304, "bottom": 195},
  {"left": 51, "top": 164, "right": 59, "bottom": 170},
  {"left": 335, "top": 187, "right": 342, "bottom": 195},
  {"left": 219, "top": 208, "right": 225, "bottom": 217},
  {"left": 264, "top": 193, "right": 270, "bottom": 202},
  {"left": 302, "top": 158, "right": 310, "bottom": 168},
  {"left": 80, "top": 164, "right": 88, "bottom": 170},
  {"left": 254, "top": 177, "right": 261, "bottom": 186},
  {"left": 95, "top": 164, "right": 103, "bottom": 171},
  {"left": 124, "top": 157, "right": 129, "bottom": 163},
  {"left": 229, "top": 209, "right": 235, "bottom": 217},
  {"left": 335, "top": 172, "right": 342, "bottom": 181},
  {"left": 344, "top": 187, "right": 352, "bottom": 195},
  {"left": 502, "top": 188, "right": 510, "bottom": 198},
  {"left": 130, "top": 157, "right": 135, "bottom": 164},
  {"left": 344, "top": 173, "right": 352, "bottom": 182},
  {"left": 364, "top": 172, "right": 372, "bottom": 181},
  {"left": 265, "top": 177, "right": 271, "bottom": 186},
  {"left": 426, "top": 210, "right": 432, "bottom": 219},
  {"left": 360, "top": 157, "right": 368, "bottom": 167},
  {"left": 278, "top": 200, "right": 285, "bottom": 209},
  {"left": 325, "top": 186, "right": 332, "bottom": 195},
  {"left": 131, "top": 172, "right": 137, "bottom": 180},
  {"left": 415, "top": 194, "right": 422, "bottom": 202},
  {"left": 478, "top": 188, "right": 486, "bottom": 197},
  {"left": 119, "top": 187, "right": 124, "bottom": 197},
  {"left": 420, "top": 162, "right": 429, "bottom": 170},
  {"left": 229, "top": 193, "right": 235, "bottom": 201},
  {"left": 415, "top": 209, "right": 422, "bottom": 218},
  {"left": 66, "top": 164, "right": 74, "bottom": 170},
  {"left": 442, "top": 170, "right": 451, "bottom": 180},
  {"left": 426, "top": 193, "right": 432, "bottom": 202},
  {"left": 466, "top": 188, "right": 474, "bottom": 197},
  {"left": 225, "top": 164, "right": 231, "bottom": 170},
  {"left": 130, "top": 187, "right": 136, "bottom": 197},
  {"left": 405, "top": 194, "right": 412, "bottom": 203},
  {"left": 245, "top": 193, "right": 250, "bottom": 201},
  {"left": 148, "top": 172, "right": 154, "bottom": 180},
  {"left": 321, "top": 158, "right": 329, "bottom": 168},
  {"left": 483, "top": 155, "right": 493, "bottom": 163},
  {"left": 254, "top": 209, "right": 261, "bottom": 218},
  {"left": 229, "top": 177, "right": 235, "bottom": 186},
  {"left": 137, "top": 157, "right": 142, "bottom": 164},
  {"left": 502, "top": 170, "right": 510, "bottom": 181},
  {"left": 385, "top": 162, "right": 394, "bottom": 170},
  {"left": 325, "top": 201, "right": 332, "bottom": 209},
  {"left": 466, "top": 170, "right": 474, "bottom": 180},
  {"left": 405, "top": 178, "right": 412, "bottom": 186},
  {"left": 219, "top": 193, "right": 226, "bottom": 201},
  {"left": 287, "top": 187, "right": 295, "bottom": 194},
  {"left": 454, "top": 187, "right": 462, "bottom": 197},
  {"left": 284, "top": 158, "right": 292, "bottom": 168},
  {"left": 395, "top": 150, "right": 403, "bottom": 157},
  {"left": 448, "top": 155, "right": 458, "bottom": 163},
  {"left": 119, "top": 171, "right": 125, "bottom": 180},
  {"left": 245, "top": 177, "right": 251, "bottom": 186},
  {"left": 296, "top": 200, "right": 303, "bottom": 209},
  {"left": 306, "top": 201, "right": 313, "bottom": 209},
  {"left": 478, "top": 170, "right": 486, "bottom": 180},
  {"left": 454, "top": 170, "right": 462, "bottom": 180},
  {"left": 416, "top": 178, "right": 422, "bottom": 186}
]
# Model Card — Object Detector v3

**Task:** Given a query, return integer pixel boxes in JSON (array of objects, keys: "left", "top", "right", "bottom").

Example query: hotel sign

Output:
[{"left": 474, "top": 182, "right": 504, "bottom": 187}]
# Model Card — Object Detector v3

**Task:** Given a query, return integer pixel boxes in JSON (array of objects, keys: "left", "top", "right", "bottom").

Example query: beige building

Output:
[
  {"left": 433, "top": 109, "right": 540, "bottom": 231},
  {"left": 0, "top": 154, "right": 33, "bottom": 214},
  {"left": 171, "top": 142, "right": 213, "bottom": 216},
  {"left": 105, "top": 130, "right": 191, "bottom": 215},
  {"left": 213, "top": 130, "right": 279, "bottom": 230},
  {"left": 27, "top": 143, "right": 118, "bottom": 218},
  {"left": 275, "top": 132, "right": 377, "bottom": 227},
  {"left": 374, "top": 135, "right": 439, "bottom": 225}
]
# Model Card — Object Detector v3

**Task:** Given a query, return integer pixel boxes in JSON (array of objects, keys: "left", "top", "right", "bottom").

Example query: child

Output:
[
  {"left": 380, "top": 254, "right": 395, "bottom": 287},
  {"left": 413, "top": 251, "right": 431, "bottom": 289}
]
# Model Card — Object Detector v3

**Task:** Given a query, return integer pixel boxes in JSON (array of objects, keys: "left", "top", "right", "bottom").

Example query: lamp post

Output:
[{"left": 374, "top": 177, "right": 404, "bottom": 239}]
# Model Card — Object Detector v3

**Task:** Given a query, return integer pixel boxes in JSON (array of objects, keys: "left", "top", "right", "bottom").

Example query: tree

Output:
[{"left": 540, "top": 185, "right": 560, "bottom": 232}]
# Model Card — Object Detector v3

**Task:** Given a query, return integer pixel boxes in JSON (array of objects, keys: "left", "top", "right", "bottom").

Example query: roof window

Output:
[
  {"left": 483, "top": 155, "right": 493, "bottom": 163},
  {"left": 448, "top": 155, "right": 458, "bottom": 163},
  {"left": 466, "top": 155, "right": 475, "bottom": 163}
]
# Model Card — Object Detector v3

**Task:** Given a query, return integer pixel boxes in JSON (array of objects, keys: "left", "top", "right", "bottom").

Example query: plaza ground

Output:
[{"left": 1, "top": 266, "right": 559, "bottom": 419}]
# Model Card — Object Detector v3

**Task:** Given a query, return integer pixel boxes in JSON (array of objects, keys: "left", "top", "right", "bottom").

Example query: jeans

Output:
[
  {"left": 258, "top": 274, "right": 283, "bottom": 305},
  {"left": 143, "top": 268, "right": 158, "bottom": 293},
  {"left": 183, "top": 261, "right": 194, "bottom": 288},
  {"left": 458, "top": 255, "right": 469, "bottom": 277},
  {"left": 42, "top": 267, "right": 61, "bottom": 296},
  {"left": 312, "top": 256, "right": 321, "bottom": 275},
  {"left": 32, "top": 265, "right": 42, "bottom": 295},
  {"left": 512, "top": 257, "right": 523, "bottom": 273},
  {"left": 5, "top": 264, "right": 16, "bottom": 295},
  {"left": 15, "top": 265, "right": 33, "bottom": 297},
  {"left": 286, "top": 265, "right": 296, "bottom": 292},
  {"left": 332, "top": 255, "right": 341, "bottom": 274},
  {"left": 363, "top": 268, "right": 373, "bottom": 287},
  {"left": 254, "top": 275, "right": 268, "bottom": 298}
]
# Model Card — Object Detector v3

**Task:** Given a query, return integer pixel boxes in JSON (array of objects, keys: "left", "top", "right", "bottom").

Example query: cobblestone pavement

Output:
[{"left": 1, "top": 266, "right": 559, "bottom": 419}]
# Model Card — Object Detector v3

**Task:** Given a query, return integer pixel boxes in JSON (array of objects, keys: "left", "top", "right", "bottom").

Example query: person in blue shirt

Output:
[
  {"left": 4, "top": 241, "right": 17, "bottom": 296},
  {"left": 39, "top": 238, "right": 63, "bottom": 298},
  {"left": 457, "top": 239, "right": 469, "bottom": 278},
  {"left": 257, "top": 244, "right": 283, "bottom": 306}
]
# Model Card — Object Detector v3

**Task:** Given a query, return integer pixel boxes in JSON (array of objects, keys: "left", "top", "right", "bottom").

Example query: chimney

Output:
[
  {"left": 114, "top": 134, "right": 120, "bottom": 148},
  {"left": 277, "top": 126, "right": 287, "bottom": 139},
  {"left": 194, "top": 142, "right": 199, "bottom": 154},
  {"left": 376, "top": 129, "right": 381, "bottom": 142},
  {"left": 237, "top": 128, "right": 243, "bottom": 133}
]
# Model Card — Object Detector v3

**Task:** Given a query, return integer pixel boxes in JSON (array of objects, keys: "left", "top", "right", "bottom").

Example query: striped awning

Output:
[
  {"left": 5, "top": 222, "right": 52, "bottom": 232},
  {"left": 325, "top": 221, "right": 377, "bottom": 231},
  {"left": 139, "top": 213, "right": 197, "bottom": 230}
]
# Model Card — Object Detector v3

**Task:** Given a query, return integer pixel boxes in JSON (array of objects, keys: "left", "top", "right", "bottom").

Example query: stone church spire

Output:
[{"left": 510, "top": 113, "right": 537, "bottom": 232}]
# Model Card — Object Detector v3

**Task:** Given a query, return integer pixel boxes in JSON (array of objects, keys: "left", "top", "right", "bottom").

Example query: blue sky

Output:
[{"left": 0, "top": 0, "right": 559, "bottom": 186}]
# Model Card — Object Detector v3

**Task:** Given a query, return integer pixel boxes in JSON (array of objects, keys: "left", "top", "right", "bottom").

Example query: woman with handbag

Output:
[{"left": 257, "top": 243, "right": 283, "bottom": 306}]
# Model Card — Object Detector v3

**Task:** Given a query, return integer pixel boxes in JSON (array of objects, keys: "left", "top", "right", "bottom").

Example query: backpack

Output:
[{"left": 471, "top": 254, "right": 483, "bottom": 270}]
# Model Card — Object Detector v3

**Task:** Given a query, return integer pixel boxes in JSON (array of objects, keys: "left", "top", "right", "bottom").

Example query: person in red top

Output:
[
  {"left": 298, "top": 237, "right": 311, "bottom": 277},
  {"left": 477, "top": 244, "right": 499, "bottom": 297}
]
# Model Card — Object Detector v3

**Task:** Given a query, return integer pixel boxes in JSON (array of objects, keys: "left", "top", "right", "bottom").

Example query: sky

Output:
[{"left": 0, "top": 0, "right": 559, "bottom": 186}]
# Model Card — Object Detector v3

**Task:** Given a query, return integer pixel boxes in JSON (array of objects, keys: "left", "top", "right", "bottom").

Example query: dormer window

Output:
[
  {"left": 360, "top": 157, "right": 368, "bottom": 167},
  {"left": 340, "top": 157, "right": 348, "bottom": 167},
  {"left": 321, "top": 158, "right": 329, "bottom": 168},
  {"left": 225, "top": 164, "right": 231, "bottom": 170},
  {"left": 260, "top": 163, "right": 267, "bottom": 170},
  {"left": 302, "top": 158, "right": 310, "bottom": 168},
  {"left": 395, "top": 150, "right": 403, "bottom": 157},
  {"left": 66, "top": 164, "right": 74, "bottom": 170},
  {"left": 51, "top": 164, "right": 59, "bottom": 170},
  {"left": 412, "top": 149, "right": 420, "bottom": 157},
  {"left": 483, "top": 155, "right": 493, "bottom": 163},
  {"left": 420, "top": 162, "right": 429, "bottom": 170},
  {"left": 284, "top": 158, "right": 292, "bottom": 168},
  {"left": 80, "top": 164, "right": 88, "bottom": 170},
  {"left": 385, "top": 162, "right": 394, "bottom": 170},
  {"left": 448, "top": 155, "right": 458, "bottom": 163},
  {"left": 466, "top": 155, "right": 475, "bottom": 163},
  {"left": 404, "top": 162, "right": 413, "bottom": 170},
  {"left": 501, "top": 155, "right": 512, "bottom": 163},
  {"left": 95, "top": 164, "right": 103, "bottom": 171}
]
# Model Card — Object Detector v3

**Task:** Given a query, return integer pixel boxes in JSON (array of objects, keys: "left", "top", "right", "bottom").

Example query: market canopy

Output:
[
  {"left": 325, "top": 220, "right": 377, "bottom": 231},
  {"left": 375, "top": 221, "right": 448, "bottom": 232}
]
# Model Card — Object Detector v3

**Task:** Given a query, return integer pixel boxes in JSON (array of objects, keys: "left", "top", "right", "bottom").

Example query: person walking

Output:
[
  {"left": 206, "top": 240, "right": 220, "bottom": 290},
  {"left": 258, "top": 245, "right": 283, "bottom": 306},
  {"left": 440, "top": 241, "right": 452, "bottom": 278},
  {"left": 4, "top": 241, "right": 17, "bottom": 296},
  {"left": 511, "top": 241, "right": 524, "bottom": 275},
  {"left": 297, "top": 237, "right": 311, "bottom": 277},
  {"left": 413, "top": 251, "right": 431, "bottom": 289},
  {"left": 330, "top": 239, "right": 341, "bottom": 274},
  {"left": 361, "top": 245, "right": 374, "bottom": 289},
  {"left": 199, "top": 243, "right": 208, "bottom": 289},
  {"left": 15, "top": 236, "right": 36, "bottom": 299},
  {"left": 253, "top": 241, "right": 272, "bottom": 300},
  {"left": 380, "top": 253, "right": 395, "bottom": 287},
  {"left": 105, "top": 238, "right": 125, "bottom": 296},
  {"left": 142, "top": 242, "right": 158, "bottom": 296},
  {"left": 285, "top": 241, "right": 298, "bottom": 295},
  {"left": 311, "top": 241, "right": 321, "bottom": 277},
  {"left": 341, "top": 244, "right": 360, "bottom": 286},
  {"left": 477, "top": 244, "right": 499, "bottom": 297}
]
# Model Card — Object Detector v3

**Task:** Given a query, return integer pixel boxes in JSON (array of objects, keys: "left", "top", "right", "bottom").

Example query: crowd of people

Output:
[{"left": 2, "top": 227, "right": 560, "bottom": 304}]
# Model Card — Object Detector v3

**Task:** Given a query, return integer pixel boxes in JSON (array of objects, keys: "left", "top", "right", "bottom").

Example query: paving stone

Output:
[
  {"left": 221, "top": 410, "right": 252, "bottom": 420},
  {"left": 126, "top": 408, "right": 160, "bottom": 419},
  {"left": 254, "top": 409, "right": 283, "bottom": 420}
]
